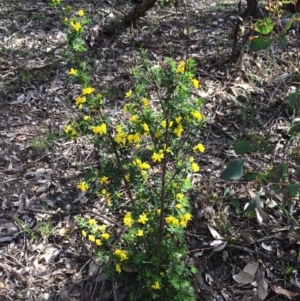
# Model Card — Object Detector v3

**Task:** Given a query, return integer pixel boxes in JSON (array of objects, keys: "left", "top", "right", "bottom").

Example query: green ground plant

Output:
[{"left": 50, "top": 1, "right": 205, "bottom": 300}]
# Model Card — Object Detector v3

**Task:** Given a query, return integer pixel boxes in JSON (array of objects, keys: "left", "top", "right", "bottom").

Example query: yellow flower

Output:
[
  {"left": 125, "top": 174, "right": 130, "bottom": 182},
  {"left": 191, "top": 111, "right": 203, "bottom": 121},
  {"left": 69, "top": 68, "right": 77, "bottom": 76},
  {"left": 165, "top": 216, "right": 179, "bottom": 226},
  {"left": 124, "top": 212, "right": 133, "bottom": 227},
  {"left": 128, "top": 132, "right": 141, "bottom": 144},
  {"left": 77, "top": 181, "right": 88, "bottom": 191},
  {"left": 160, "top": 120, "right": 173, "bottom": 128},
  {"left": 151, "top": 281, "right": 160, "bottom": 290},
  {"left": 83, "top": 115, "right": 92, "bottom": 121},
  {"left": 123, "top": 104, "right": 130, "bottom": 113},
  {"left": 95, "top": 239, "right": 102, "bottom": 246},
  {"left": 78, "top": 9, "right": 84, "bottom": 17},
  {"left": 143, "top": 123, "right": 149, "bottom": 132},
  {"left": 129, "top": 115, "right": 139, "bottom": 123},
  {"left": 141, "top": 97, "right": 149, "bottom": 107},
  {"left": 114, "top": 249, "right": 128, "bottom": 261},
  {"left": 136, "top": 229, "right": 144, "bottom": 236},
  {"left": 65, "top": 5, "right": 71, "bottom": 11},
  {"left": 191, "top": 162, "right": 200, "bottom": 172},
  {"left": 155, "top": 130, "right": 162, "bottom": 138},
  {"left": 157, "top": 209, "right": 161, "bottom": 214},
  {"left": 70, "top": 21, "right": 81, "bottom": 32},
  {"left": 125, "top": 90, "right": 132, "bottom": 99},
  {"left": 173, "top": 123, "right": 184, "bottom": 137},
  {"left": 190, "top": 78, "right": 200, "bottom": 89},
  {"left": 137, "top": 213, "right": 148, "bottom": 224},
  {"left": 82, "top": 87, "right": 95, "bottom": 95},
  {"left": 100, "top": 176, "right": 109, "bottom": 185},
  {"left": 75, "top": 96, "right": 86, "bottom": 109},
  {"left": 88, "top": 235, "right": 95, "bottom": 242},
  {"left": 151, "top": 152, "right": 164, "bottom": 162},
  {"left": 88, "top": 219, "right": 97, "bottom": 226},
  {"left": 175, "top": 116, "right": 182, "bottom": 123},
  {"left": 116, "top": 263, "right": 121, "bottom": 273},
  {"left": 91, "top": 123, "right": 107, "bottom": 135},
  {"left": 51, "top": 0, "right": 60, "bottom": 4},
  {"left": 64, "top": 125, "right": 77, "bottom": 136},
  {"left": 98, "top": 225, "right": 106, "bottom": 232},
  {"left": 82, "top": 230, "right": 87, "bottom": 237},
  {"left": 163, "top": 144, "right": 171, "bottom": 153},
  {"left": 176, "top": 193, "right": 184, "bottom": 200},
  {"left": 139, "top": 162, "right": 151, "bottom": 170},
  {"left": 102, "top": 233, "right": 110, "bottom": 240},
  {"left": 176, "top": 61, "right": 186, "bottom": 73},
  {"left": 175, "top": 203, "right": 183, "bottom": 209},
  {"left": 180, "top": 213, "right": 192, "bottom": 227},
  {"left": 193, "top": 143, "right": 205, "bottom": 153},
  {"left": 189, "top": 157, "right": 194, "bottom": 162}
]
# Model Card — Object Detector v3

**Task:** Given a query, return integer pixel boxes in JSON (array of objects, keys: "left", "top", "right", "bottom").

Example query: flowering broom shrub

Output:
[{"left": 51, "top": 1, "right": 205, "bottom": 300}]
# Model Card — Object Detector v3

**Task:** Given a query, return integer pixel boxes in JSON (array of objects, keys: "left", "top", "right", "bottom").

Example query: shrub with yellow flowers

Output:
[{"left": 51, "top": 2, "right": 205, "bottom": 300}]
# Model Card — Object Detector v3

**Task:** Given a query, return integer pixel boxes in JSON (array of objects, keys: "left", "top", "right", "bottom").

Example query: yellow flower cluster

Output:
[
  {"left": 191, "top": 162, "right": 200, "bottom": 172},
  {"left": 51, "top": 0, "right": 60, "bottom": 4},
  {"left": 69, "top": 68, "right": 77, "bottom": 76},
  {"left": 137, "top": 213, "right": 148, "bottom": 224},
  {"left": 64, "top": 124, "right": 77, "bottom": 138},
  {"left": 193, "top": 143, "right": 205, "bottom": 153},
  {"left": 189, "top": 78, "right": 200, "bottom": 89},
  {"left": 80, "top": 219, "right": 110, "bottom": 247},
  {"left": 99, "top": 176, "right": 109, "bottom": 185},
  {"left": 133, "top": 158, "right": 150, "bottom": 171},
  {"left": 77, "top": 181, "right": 88, "bottom": 191},
  {"left": 152, "top": 151, "right": 164, "bottom": 162},
  {"left": 78, "top": 9, "right": 84, "bottom": 17},
  {"left": 124, "top": 212, "right": 133, "bottom": 227},
  {"left": 75, "top": 96, "right": 86, "bottom": 109},
  {"left": 114, "top": 125, "right": 144, "bottom": 148},
  {"left": 70, "top": 20, "right": 81, "bottom": 32},
  {"left": 191, "top": 111, "right": 203, "bottom": 121},
  {"left": 91, "top": 123, "right": 107, "bottom": 135},
  {"left": 114, "top": 249, "right": 128, "bottom": 261},
  {"left": 125, "top": 90, "right": 132, "bottom": 99},
  {"left": 179, "top": 213, "right": 192, "bottom": 227},
  {"left": 151, "top": 281, "right": 160, "bottom": 289},
  {"left": 176, "top": 61, "right": 186, "bottom": 74},
  {"left": 141, "top": 97, "right": 149, "bottom": 107},
  {"left": 165, "top": 212, "right": 192, "bottom": 228},
  {"left": 82, "top": 87, "right": 95, "bottom": 95}
]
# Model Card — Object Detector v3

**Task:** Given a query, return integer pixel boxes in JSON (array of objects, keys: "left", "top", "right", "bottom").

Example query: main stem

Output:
[{"left": 156, "top": 110, "right": 170, "bottom": 274}]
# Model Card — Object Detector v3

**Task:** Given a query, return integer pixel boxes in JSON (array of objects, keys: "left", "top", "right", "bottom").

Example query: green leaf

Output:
[
  {"left": 288, "top": 122, "right": 300, "bottom": 136},
  {"left": 287, "top": 183, "right": 300, "bottom": 197},
  {"left": 276, "top": 35, "right": 289, "bottom": 47},
  {"left": 244, "top": 193, "right": 260, "bottom": 213},
  {"left": 249, "top": 37, "right": 272, "bottom": 52},
  {"left": 288, "top": 91, "right": 300, "bottom": 109},
  {"left": 254, "top": 18, "right": 274, "bottom": 34},
  {"left": 230, "top": 198, "right": 240, "bottom": 209},
  {"left": 234, "top": 140, "right": 255, "bottom": 154},
  {"left": 244, "top": 172, "right": 260, "bottom": 181},
  {"left": 220, "top": 160, "right": 244, "bottom": 180}
]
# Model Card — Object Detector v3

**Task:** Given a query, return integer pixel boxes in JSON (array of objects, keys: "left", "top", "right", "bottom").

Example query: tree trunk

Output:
[{"left": 124, "top": 0, "right": 158, "bottom": 25}]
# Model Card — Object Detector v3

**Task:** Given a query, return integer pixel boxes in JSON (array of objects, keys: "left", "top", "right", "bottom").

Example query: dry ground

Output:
[{"left": 1, "top": 0, "right": 300, "bottom": 300}]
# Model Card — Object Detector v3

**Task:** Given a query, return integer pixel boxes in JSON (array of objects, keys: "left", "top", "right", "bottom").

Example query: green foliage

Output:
[
  {"left": 220, "top": 159, "right": 244, "bottom": 180},
  {"left": 50, "top": 2, "right": 205, "bottom": 298},
  {"left": 249, "top": 2, "right": 300, "bottom": 52}
]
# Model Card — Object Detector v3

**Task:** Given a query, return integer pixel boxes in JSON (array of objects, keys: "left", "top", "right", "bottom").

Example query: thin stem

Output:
[{"left": 156, "top": 108, "right": 171, "bottom": 274}]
